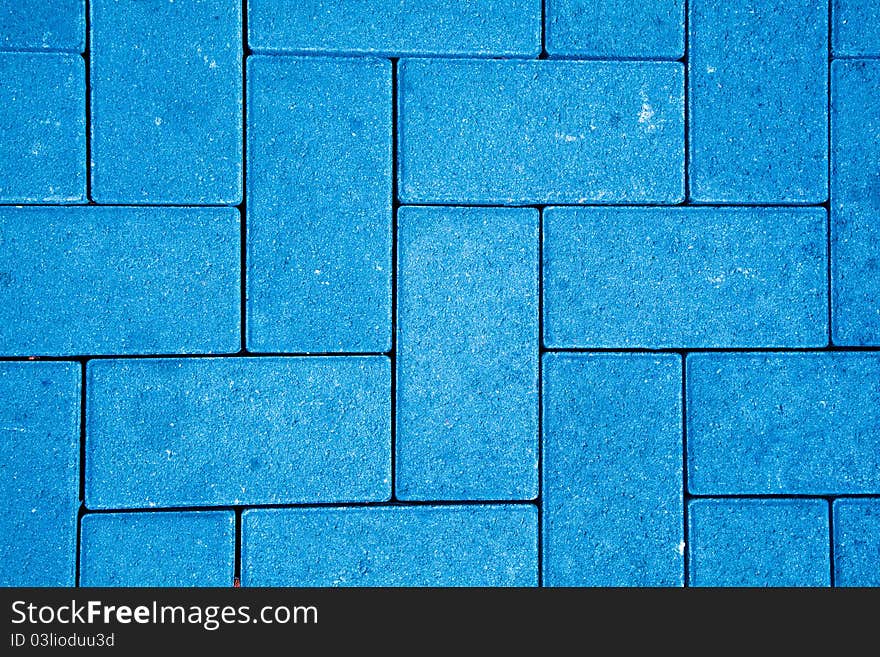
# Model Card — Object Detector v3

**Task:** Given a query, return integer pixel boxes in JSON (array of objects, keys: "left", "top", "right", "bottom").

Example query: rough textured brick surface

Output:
[
  {"left": 833, "top": 0, "right": 880, "bottom": 56},
  {"left": 85, "top": 357, "right": 390, "bottom": 509},
  {"left": 831, "top": 60, "right": 880, "bottom": 346},
  {"left": 396, "top": 207, "right": 539, "bottom": 501},
  {"left": 90, "top": 0, "right": 242, "bottom": 204},
  {"left": 687, "top": 353, "right": 880, "bottom": 495},
  {"left": 0, "top": 0, "right": 84, "bottom": 52},
  {"left": 689, "top": 0, "right": 828, "bottom": 203},
  {"left": 543, "top": 207, "right": 827, "bottom": 348},
  {"left": 80, "top": 512, "right": 235, "bottom": 587},
  {"left": 0, "top": 53, "right": 85, "bottom": 202},
  {"left": 542, "top": 354, "right": 683, "bottom": 586},
  {"left": 242, "top": 506, "right": 538, "bottom": 586},
  {"left": 689, "top": 499, "right": 830, "bottom": 587},
  {"left": 833, "top": 500, "right": 880, "bottom": 586},
  {"left": 0, "top": 207, "right": 240, "bottom": 356},
  {"left": 0, "top": 362, "right": 79, "bottom": 587},
  {"left": 546, "top": 0, "right": 684, "bottom": 59},
  {"left": 248, "top": 0, "right": 541, "bottom": 57},
  {"left": 4, "top": 1, "right": 880, "bottom": 590},
  {"left": 247, "top": 56, "right": 391, "bottom": 353},
  {"left": 399, "top": 59, "right": 684, "bottom": 204}
]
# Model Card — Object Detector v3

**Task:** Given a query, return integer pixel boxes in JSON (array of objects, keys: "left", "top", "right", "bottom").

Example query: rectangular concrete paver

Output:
[
  {"left": 85, "top": 357, "right": 391, "bottom": 508},
  {"left": 546, "top": 0, "right": 684, "bottom": 59},
  {"left": 833, "top": 500, "right": 880, "bottom": 587},
  {"left": 689, "top": 0, "right": 828, "bottom": 203},
  {"left": 833, "top": 0, "right": 880, "bottom": 56},
  {"left": 398, "top": 59, "right": 684, "bottom": 204},
  {"left": 242, "top": 506, "right": 538, "bottom": 586},
  {"left": 0, "top": 207, "right": 240, "bottom": 356},
  {"left": 247, "top": 56, "right": 392, "bottom": 353},
  {"left": 80, "top": 511, "right": 235, "bottom": 587},
  {"left": 687, "top": 353, "right": 880, "bottom": 495},
  {"left": 0, "top": 53, "right": 85, "bottom": 202},
  {"left": 542, "top": 353, "right": 683, "bottom": 586},
  {"left": 90, "top": 0, "right": 242, "bottom": 204},
  {"left": 689, "top": 499, "right": 830, "bottom": 587},
  {"left": 248, "top": 0, "right": 541, "bottom": 57},
  {"left": 0, "top": 362, "right": 80, "bottom": 587},
  {"left": 0, "top": 0, "right": 84, "bottom": 52},
  {"left": 543, "top": 206, "right": 827, "bottom": 348},
  {"left": 396, "top": 207, "right": 539, "bottom": 501},
  {"left": 831, "top": 60, "right": 880, "bottom": 346}
]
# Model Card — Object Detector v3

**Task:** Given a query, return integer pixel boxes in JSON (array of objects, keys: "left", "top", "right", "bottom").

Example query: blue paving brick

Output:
[
  {"left": 242, "top": 506, "right": 538, "bottom": 586},
  {"left": 80, "top": 511, "right": 235, "bottom": 587},
  {"left": 546, "top": 0, "right": 684, "bottom": 59},
  {"left": 833, "top": 500, "right": 880, "bottom": 587},
  {"left": 0, "top": 0, "right": 84, "bottom": 52},
  {"left": 542, "top": 354, "right": 683, "bottom": 586},
  {"left": 90, "top": 0, "right": 242, "bottom": 204},
  {"left": 85, "top": 357, "right": 390, "bottom": 509},
  {"left": 544, "top": 207, "right": 827, "bottom": 349},
  {"left": 831, "top": 60, "right": 880, "bottom": 345},
  {"left": 396, "top": 207, "right": 538, "bottom": 501},
  {"left": 248, "top": 0, "right": 541, "bottom": 57},
  {"left": 0, "top": 53, "right": 85, "bottom": 202},
  {"left": 689, "top": 0, "right": 828, "bottom": 203},
  {"left": 687, "top": 353, "right": 880, "bottom": 495},
  {"left": 398, "top": 60, "right": 684, "bottom": 204},
  {"left": 0, "top": 362, "right": 79, "bottom": 587},
  {"left": 833, "top": 0, "right": 880, "bottom": 56},
  {"left": 689, "top": 499, "right": 830, "bottom": 587},
  {"left": 247, "top": 56, "right": 391, "bottom": 353},
  {"left": 0, "top": 207, "right": 240, "bottom": 356}
]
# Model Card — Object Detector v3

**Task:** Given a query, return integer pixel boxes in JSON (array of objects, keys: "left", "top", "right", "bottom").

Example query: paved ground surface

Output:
[{"left": 1, "top": 0, "right": 879, "bottom": 587}]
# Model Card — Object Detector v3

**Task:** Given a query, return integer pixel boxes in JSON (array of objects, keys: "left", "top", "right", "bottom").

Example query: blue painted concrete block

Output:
[
  {"left": 687, "top": 353, "right": 880, "bottom": 495},
  {"left": 399, "top": 59, "right": 684, "bottom": 204},
  {"left": 833, "top": 500, "right": 880, "bottom": 587},
  {"left": 80, "top": 511, "right": 235, "bottom": 587},
  {"left": 689, "top": 0, "right": 828, "bottom": 203},
  {"left": 242, "top": 505, "right": 538, "bottom": 586},
  {"left": 0, "top": 207, "right": 240, "bottom": 356},
  {"left": 542, "top": 354, "right": 683, "bottom": 586},
  {"left": 0, "top": 53, "right": 85, "bottom": 202},
  {"left": 247, "top": 56, "right": 391, "bottom": 353},
  {"left": 248, "top": 0, "right": 541, "bottom": 57},
  {"left": 689, "top": 499, "right": 830, "bottom": 587},
  {"left": 832, "top": 60, "right": 880, "bottom": 346},
  {"left": 0, "top": 0, "right": 84, "bottom": 52},
  {"left": 0, "top": 362, "right": 79, "bottom": 587},
  {"left": 396, "top": 207, "right": 539, "bottom": 501},
  {"left": 90, "top": 0, "right": 242, "bottom": 204},
  {"left": 546, "top": 0, "right": 684, "bottom": 59},
  {"left": 543, "top": 207, "right": 827, "bottom": 349},
  {"left": 833, "top": 0, "right": 880, "bottom": 56},
  {"left": 85, "top": 357, "right": 390, "bottom": 508}
]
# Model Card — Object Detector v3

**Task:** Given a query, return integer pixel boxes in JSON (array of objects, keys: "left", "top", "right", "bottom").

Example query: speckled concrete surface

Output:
[{"left": 1, "top": 0, "right": 878, "bottom": 588}]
